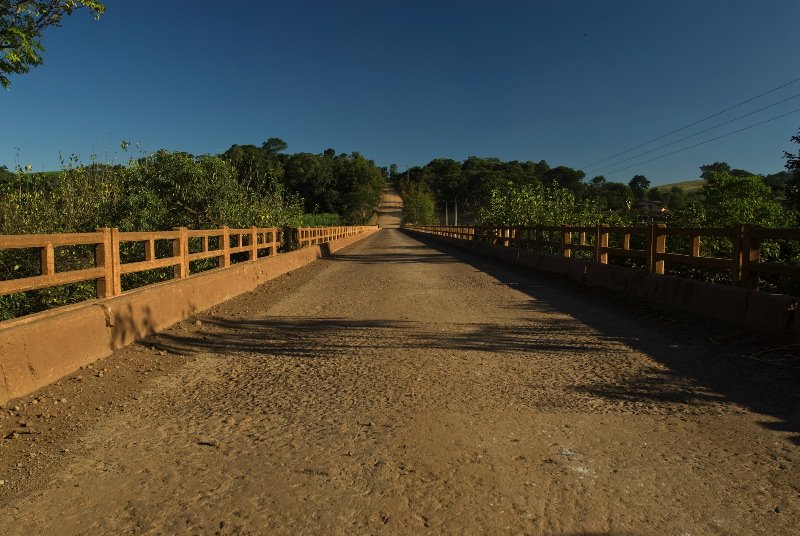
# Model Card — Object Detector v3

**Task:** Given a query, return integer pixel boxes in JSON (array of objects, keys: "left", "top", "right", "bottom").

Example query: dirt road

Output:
[
  {"left": 377, "top": 186, "right": 402, "bottom": 228},
  {"left": 1, "top": 212, "right": 799, "bottom": 534}
]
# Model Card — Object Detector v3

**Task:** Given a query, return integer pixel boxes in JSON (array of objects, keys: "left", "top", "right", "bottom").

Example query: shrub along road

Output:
[{"left": 0, "top": 197, "right": 798, "bottom": 534}]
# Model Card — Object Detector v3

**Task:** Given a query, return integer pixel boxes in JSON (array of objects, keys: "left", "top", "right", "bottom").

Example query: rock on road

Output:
[{"left": 0, "top": 190, "right": 798, "bottom": 535}]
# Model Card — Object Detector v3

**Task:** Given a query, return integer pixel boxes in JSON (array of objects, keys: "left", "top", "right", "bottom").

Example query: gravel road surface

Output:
[{"left": 0, "top": 190, "right": 798, "bottom": 535}]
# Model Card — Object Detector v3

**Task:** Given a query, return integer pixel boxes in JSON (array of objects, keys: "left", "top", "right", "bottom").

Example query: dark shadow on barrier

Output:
[{"left": 401, "top": 230, "right": 800, "bottom": 445}]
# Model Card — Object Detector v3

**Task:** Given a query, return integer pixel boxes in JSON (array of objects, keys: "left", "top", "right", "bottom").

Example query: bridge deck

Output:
[{"left": 1, "top": 227, "right": 798, "bottom": 534}]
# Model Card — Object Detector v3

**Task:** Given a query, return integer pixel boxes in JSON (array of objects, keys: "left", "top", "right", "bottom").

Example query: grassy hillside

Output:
[{"left": 654, "top": 179, "right": 704, "bottom": 192}]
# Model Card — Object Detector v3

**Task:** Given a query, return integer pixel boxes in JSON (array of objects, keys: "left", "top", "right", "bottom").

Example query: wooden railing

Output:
[
  {"left": 1, "top": 225, "right": 373, "bottom": 301},
  {"left": 0, "top": 229, "right": 114, "bottom": 298},
  {"left": 295, "top": 226, "right": 375, "bottom": 248},
  {"left": 405, "top": 224, "right": 800, "bottom": 290}
]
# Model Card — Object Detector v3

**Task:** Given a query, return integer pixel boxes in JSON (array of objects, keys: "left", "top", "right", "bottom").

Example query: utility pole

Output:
[
  {"left": 454, "top": 198, "right": 458, "bottom": 226},
  {"left": 445, "top": 200, "right": 449, "bottom": 225}
]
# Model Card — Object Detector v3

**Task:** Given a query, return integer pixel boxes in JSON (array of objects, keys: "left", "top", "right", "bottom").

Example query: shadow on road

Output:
[
  {"left": 400, "top": 231, "right": 800, "bottom": 445},
  {"left": 151, "top": 230, "right": 800, "bottom": 445},
  {"left": 156, "top": 314, "right": 614, "bottom": 360},
  {"left": 323, "top": 251, "right": 458, "bottom": 265}
]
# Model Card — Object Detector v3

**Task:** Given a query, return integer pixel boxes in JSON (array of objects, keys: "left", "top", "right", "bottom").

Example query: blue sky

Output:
[{"left": 1, "top": 0, "right": 799, "bottom": 185}]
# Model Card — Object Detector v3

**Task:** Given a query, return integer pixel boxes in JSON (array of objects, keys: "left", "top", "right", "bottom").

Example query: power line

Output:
[
  {"left": 580, "top": 76, "right": 800, "bottom": 171},
  {"left": 584, "top": 91, "right": 800, "bottom": 175},
  {"left": 601, "top": 107, "right": 800, "bottom": 178}
]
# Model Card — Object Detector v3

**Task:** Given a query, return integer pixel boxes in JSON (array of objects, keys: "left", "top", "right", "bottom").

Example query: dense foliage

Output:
[
  {"left": 395, "top": 128, "right": 800, "bottom": 230},
  {"left": 480, "top": 184, "right": 621, "bottom": 228},
  {"left": 222, "top": 141, "right": 384, "bottom": 225},
  {"left": 0, "top": 151, "right": 304, "bottom": 235},
  {"left": 0, "top": 139, "right": 385, "bottom": 319},
  {"left": 395, "top": 128, "right": 800, "bottom": 292},
  {"left": 0, "top": 0, "right": 105, "bottom": 87},
  {"left": 400, "top": 181, "right": 436, "bottom": 225}
]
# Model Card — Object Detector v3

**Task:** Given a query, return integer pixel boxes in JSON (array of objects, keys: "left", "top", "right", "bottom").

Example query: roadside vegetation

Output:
[
  {"left": 397, "top": 130, "right": 799, "bottom": 229},
  {"left": 0, "top": 139, "right": 385, "bottom": 319},
  {"left": 397, "top": 128, "right": 800, "bottom": 293}
]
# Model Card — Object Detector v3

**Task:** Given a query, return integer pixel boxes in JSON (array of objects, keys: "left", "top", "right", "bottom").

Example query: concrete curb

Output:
[
  {"left": 404, "top": 229, "right": 798, "bottom": 338},
  {"left": 0, "top": 230, "right": 378, "bottom": 405}
]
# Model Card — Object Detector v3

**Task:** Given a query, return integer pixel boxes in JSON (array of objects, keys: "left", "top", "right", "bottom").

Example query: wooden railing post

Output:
[
  {"left": 595, "top": 224, "right": 608, "bottom": 264},
  {"left": 647, "top": 224, "right": 666, "bottom": 274},
  {"left": 172, "top": 227, "right": 189, "bottom": 279},
  {"left": 145, "top": 238, "right": 155, "bottom": 262},
  {"left": 249, "top": 227, "right": 258, "bottom": 261},
  {"left": 95, "top": 227, "right": 114, "bottom": 298},
  {"left": 221, "top": 226, "right": 231, "bottom": 268},
  {"left": 111, "top": 228, "right": 122, "bottom": 295},
  {"left": 41, "top": 242, "right": 55, "bottom": 277},
  {"left": 691, "top": 234, "right": 701, "bottom": 257},
  {"left": 656, "top": 224, "right": 666, "bottom": 274},
  {"left": 282, "top": 226, "right": 293, "bottom": 251},
  {"left": 270, "top": 228, "right": 278, "bottom": 256},
  {"left": 561, "top": 226, "right": 572, "bottom": 258},
  {"left": 740, "top": 224, "right": 760, "bottom": 289}
]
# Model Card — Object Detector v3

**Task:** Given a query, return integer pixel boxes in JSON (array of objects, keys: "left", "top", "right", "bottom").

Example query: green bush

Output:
[
  {"left": 402, "top": 182, "right": 436, "bottom": 224},
  {"left": 0, "top": 151, "right": 307, "bottom": 320}
]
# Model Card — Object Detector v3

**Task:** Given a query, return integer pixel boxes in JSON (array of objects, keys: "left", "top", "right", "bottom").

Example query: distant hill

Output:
[{"left": 654, "top": 179, "right": 704, "bottom": 192}]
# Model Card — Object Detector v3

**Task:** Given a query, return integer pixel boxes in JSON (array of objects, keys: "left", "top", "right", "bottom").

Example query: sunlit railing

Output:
[{"left": 404, "top": 224, "right": 800, "bottom": 290}]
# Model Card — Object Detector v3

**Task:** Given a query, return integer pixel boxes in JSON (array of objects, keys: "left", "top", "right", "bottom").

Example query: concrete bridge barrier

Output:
[
  {"left": 0, "top": 228, "right": 378, "bottom": 405},
  {"left": 404, "top": 228, "right": 798, "bottom": 338}
]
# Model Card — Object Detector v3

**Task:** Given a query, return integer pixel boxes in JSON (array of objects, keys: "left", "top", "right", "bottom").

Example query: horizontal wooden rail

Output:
[
  {"left": 404, "top": 223, "right": 800, "bottom": 293},
  {"left": 0, "top": 228, "right": 113, "bottom": 298},
  {"left": 1, "top": 225, "right": 374, "bottom": 306},
  {"left": 296, "top": 226, "right": 375, "bottom": 248},
  {"left": 0, "top": 231, "right": 107, "bottom": 249},
  {"left": 0, "top": 267, "right": 106, "bottom": 295}
]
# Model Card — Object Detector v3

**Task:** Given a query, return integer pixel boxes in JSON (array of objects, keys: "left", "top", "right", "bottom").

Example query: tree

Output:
[
  {"left": 424, "top": 158, "right": 463, "bottom": 202},
  {"left": 261, "top": 137, "right": 288, "bottom": 155},
  {"left": 784, "top": 129, "right": 800, "bottom": 179},
  {"left": 700, "top": 161, "right": 753, "bottom": 180},
  {"left": 628, "top": 174, "right": 650, "bottom": 200},
  {"left": 283, "top": 152, "right": 336, "bottom": 213},
  {"left": 596, "top": 181, "right": 632, "bottom": 211},
  {"left": 543, "top": 166, "right": 585, "bottom": 193},
  {"left": 0, "top": 164, "right": 13, "bottom": 186},
  {"left": 402, "top": 181, "right": 436, "bottom": 224},
  {"left": 646, "top": 187, "right": 663, "bottom": 202},
  {"left": 661, "top": 185, "right": 687, "bottom": 211},
  {"left": 782, "top": 129, "right": 800, "bottom": 213},
  {"left": 701, "top": 171, "right": 786, "bottom": 227},
  {"left": 0, "top": 1, "right": 105, "bottom": 88}
]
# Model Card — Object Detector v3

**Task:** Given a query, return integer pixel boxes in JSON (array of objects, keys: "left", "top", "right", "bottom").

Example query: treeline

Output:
[
  {"left": 396, "top": 129, "right": 800, "bottom": 292},
  {"left": 222, "top": 138, "right": 384, "bottom": 226},
  {"left": 397, "top": 127, "right": 800, "bottom": 232},
  {"left": 0, "top": 139, "right": 385, "bottom": 319},
  {"left": 0, "top": 138, "right": 385, "bottom": 236}
]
